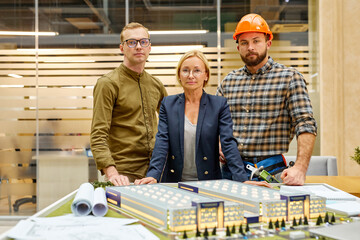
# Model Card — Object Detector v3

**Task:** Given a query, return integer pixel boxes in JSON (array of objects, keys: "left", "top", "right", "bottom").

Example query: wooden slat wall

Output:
[
  {"left": 0, "top": 46, "right": 309, "bottom": 208},
  {"left": 0, "top": 45, "right": 311, "bottom": 154}
]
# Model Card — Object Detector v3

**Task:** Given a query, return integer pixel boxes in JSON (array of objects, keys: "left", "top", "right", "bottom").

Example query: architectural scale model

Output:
[
  {"left": 179, "top": 180, "right": 326, "bottom": 222},
  {"left": 106, "top": 179, "right": 326, "bottom": 232},
  {"left": 106, "top": 184, "right": 244, "bottom": 232}
]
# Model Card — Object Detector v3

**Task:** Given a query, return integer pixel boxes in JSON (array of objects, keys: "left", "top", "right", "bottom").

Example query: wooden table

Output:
[{"left": 306, "top": 176, "right": 360, "bottom": 197}]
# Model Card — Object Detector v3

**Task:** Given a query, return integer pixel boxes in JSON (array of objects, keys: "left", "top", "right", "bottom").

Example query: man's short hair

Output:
[{"left": 120, "top": 22, "right": 150, "bottom": 43}]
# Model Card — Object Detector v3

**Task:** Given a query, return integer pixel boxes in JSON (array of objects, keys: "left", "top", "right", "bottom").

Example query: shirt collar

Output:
[
  {"left": 120, "top": 63, "right": 144, "bottom": 80},
  {"left": 244, "top": 56, "right": 274, "bottom": 75}
]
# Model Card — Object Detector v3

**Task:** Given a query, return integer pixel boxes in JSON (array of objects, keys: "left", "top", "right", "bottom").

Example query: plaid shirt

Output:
[{"left": 217, "top": 57, "right": 317, "bottom": 157}]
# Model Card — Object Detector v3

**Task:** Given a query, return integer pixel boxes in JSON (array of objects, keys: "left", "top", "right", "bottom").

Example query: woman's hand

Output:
[
  {"left": 219, "top": 141, "right": 227, "bottom": 164},
  {"left": 243, "top": 180, "right": 272, "bottom": 188},
  {"left": 134, "top": 177, "right": 158, "bottom": 185}
]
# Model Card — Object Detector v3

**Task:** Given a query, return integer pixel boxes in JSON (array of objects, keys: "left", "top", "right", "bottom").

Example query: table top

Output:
[
  {"left": 306, "top": 176, "right": 360, "bottom": 197},
  {"left": 1, "top": 178, "right": 359, "bottom": 240}
]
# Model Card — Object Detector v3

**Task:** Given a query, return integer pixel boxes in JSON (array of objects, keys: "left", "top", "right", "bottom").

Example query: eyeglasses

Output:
[
  {"left": 123, "top": 38, "right": 150, "bottom": 48},
  {"left": 180, "top": 69, "right": 204, "bottom": 77}
]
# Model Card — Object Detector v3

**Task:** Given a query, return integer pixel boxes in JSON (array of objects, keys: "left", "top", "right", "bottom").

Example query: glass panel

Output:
[{"left": 0, "top": 1, "right": 37, "bottom": 216}]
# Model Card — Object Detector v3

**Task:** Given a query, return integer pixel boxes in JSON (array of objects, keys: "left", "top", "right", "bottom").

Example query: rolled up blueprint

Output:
[
  {"left": 71, "top": 182, "right": 94, "bottom": 216},
  {"left": 92, "top": 187, "right": 108, "bottom": 217}
]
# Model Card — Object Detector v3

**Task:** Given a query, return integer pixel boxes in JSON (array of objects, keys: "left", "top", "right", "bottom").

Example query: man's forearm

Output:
[
  {"left": 103, "top": 165, "right": 119, "bottom": 178},
  {"left": 295, "top": 132, "right": 316, "bottom": 172}
]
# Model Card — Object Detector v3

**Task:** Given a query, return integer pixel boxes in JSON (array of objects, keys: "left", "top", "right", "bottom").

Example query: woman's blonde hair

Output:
[{"left": 176, "top": 49, "right": 210, "bottom": 87}]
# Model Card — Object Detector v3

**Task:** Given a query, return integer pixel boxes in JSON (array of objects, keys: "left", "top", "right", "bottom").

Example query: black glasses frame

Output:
[{"left": 123, "top": 38, "right": 151, "bottom": 48}]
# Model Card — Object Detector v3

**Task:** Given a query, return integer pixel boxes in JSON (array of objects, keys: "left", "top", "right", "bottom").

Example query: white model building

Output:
[
  {"left": 105, "top": 180, "right": 326, "bottom": 232},
  {"left": 106, "top": 183, "right": 244, "bottom": 232},
  {"left": 179, "top": 180, "right": 326, "bottom": 222}
]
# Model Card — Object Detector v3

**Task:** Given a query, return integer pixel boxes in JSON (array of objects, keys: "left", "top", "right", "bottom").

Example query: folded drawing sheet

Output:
[{"left": 6, "top": 215, "right": 159, "bottom": 240}]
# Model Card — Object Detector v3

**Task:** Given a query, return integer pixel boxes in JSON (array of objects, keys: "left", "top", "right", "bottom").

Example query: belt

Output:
[
  {"left": 241, "top": 154, "right": 286, "bottom": 176},
  {"left": 241, "top": 155, "right": 275, "bottom": 163}
]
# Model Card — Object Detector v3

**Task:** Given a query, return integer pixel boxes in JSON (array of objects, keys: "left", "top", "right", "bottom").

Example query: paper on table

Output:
[
  {"left": 280, "top": 184, "right": 357, "bottom": 201},
  {"left": 6, "top": 215, "right": 151, "bottom": 240},
  {"left": 30, "top": 214, "right": 138, "bottom": 225},
  {"left": 71, "top": 183, "right": 94, "bottom": 216},
  {"left": 326, "top": 201, "right": 360, "bottom": 216},
  {"left": 6, "top": 220, "right": 39, "bottom": 240},
  {"left": 92, "top": 187, "right": 108, "bottom": 217},
  {"left": 309, "top": 220, "right": 360, "bottom": 240}
]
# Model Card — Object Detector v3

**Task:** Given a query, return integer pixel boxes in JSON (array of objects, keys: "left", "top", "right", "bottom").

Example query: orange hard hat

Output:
[{"left": 233, "top": 13, "right": 273, "bottom": 41}]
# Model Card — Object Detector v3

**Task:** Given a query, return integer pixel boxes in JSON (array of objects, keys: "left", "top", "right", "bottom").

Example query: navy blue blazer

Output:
[{"left": 146, "top": 91, "right": 248, "bottom": 183}]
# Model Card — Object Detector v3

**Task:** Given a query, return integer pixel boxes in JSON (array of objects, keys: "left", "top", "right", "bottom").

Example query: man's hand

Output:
[
  {"left": 219, "top": 142, "right": 226, "bottom": 164},
  {"left": 103, "top": 166, "right": 130, "bottom": 186},
  {"left": 281, "top": 132, "right": 316, "bottom": 186},
  {"left": 134, "top": 177, "right": 157, "bottom": 185},
  {"left": 281, "top": 165, "right": 306, "bottom": 185},
  {"left": 243, "top": 180, "right": 272, "bottom": 188},
  {"left": 108, "top": 174, "right": 131, "bottom": 186}
]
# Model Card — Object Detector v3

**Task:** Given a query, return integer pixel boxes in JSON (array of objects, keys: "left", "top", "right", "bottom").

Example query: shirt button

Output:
[
  {"left": 204, "top": 171, "right": 209, "bottom": 175},
  {"left": 171, "top": 155, "right": 175, "bottom": 159},
  {"left": 203, "top": 157, "right": 207, "bottom": 160},
  {"left": 246, "top": 109, "right": 249, "bottom": 113},
  {"left": 170, "top": 169, "right": 175, "bottom": 173}
]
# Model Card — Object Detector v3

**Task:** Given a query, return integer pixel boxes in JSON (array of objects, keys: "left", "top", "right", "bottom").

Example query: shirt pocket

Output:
[{"left": 258, "top": 88, "right": 285, "bottom": 124}]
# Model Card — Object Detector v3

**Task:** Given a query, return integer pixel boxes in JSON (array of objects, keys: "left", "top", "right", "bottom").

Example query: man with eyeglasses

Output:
[
  {"left": 217, "top": 14, "right": 317, "bottom": 186},
  {"left": 91, "top": 22, "right": 167, "bottom": 186}
]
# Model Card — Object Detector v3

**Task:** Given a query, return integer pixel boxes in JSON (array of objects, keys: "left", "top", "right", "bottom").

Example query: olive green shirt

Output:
[{"left": 90, "top": 64, "right": 167, "bottom": 179}]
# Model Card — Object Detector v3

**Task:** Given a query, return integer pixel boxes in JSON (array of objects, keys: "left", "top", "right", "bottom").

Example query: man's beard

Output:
[{"left": 241, "top": 49, "right": 267, "bottom": 67}]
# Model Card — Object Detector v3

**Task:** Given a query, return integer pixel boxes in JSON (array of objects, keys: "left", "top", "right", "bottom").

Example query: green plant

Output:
[
  {"left": 351, "top": 146, "right": 360, "bottom": 165},
  {"left": 91, "top": 180, "right": 114, "bottom": 188}
]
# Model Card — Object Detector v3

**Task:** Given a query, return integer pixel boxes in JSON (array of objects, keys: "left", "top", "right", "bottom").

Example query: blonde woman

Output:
[{"left": 136, "top": 50, "right": 270, "bottom": 187}]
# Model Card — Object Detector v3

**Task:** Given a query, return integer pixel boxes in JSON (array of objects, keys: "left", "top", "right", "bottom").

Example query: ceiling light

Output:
[
  {"left": 17, "top": 49, "right": 63, "bottom": 52},
  {"left": 147, "top": 56, "right": 181, "bottom": 62},
  {"left": 7, "top": 74, "right": 23, "bottom": 78},
  {"left": 149, "top": 30, "right": 208, "bottom": 35},
  {"left": 0, "top": 85, "right": 24, "bottom": 88},
  {"left": 0, "top": 31, "right": 58, "bottom": 36},
  {"left": 151, "top": 45, "right": 204, "bottom": 51},
  {"left": 42, "top": 60, "right": 96, "bottom": 63}
]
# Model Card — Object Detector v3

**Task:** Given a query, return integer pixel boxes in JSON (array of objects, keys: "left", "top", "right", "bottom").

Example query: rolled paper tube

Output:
[
  {"left": 92, "top": 187, "right": 108, "bottom": 217},
  {"left": 71, "top": 183, "right": 94, "bottom": 216}
]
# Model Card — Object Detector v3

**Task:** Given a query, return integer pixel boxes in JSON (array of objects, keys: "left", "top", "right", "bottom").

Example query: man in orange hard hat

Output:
[{"left": 217, "top": 13, "right": 317, "bottom": 186}]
